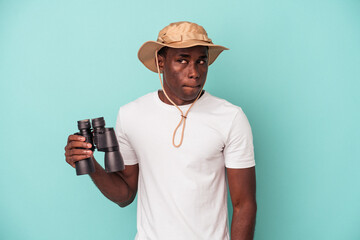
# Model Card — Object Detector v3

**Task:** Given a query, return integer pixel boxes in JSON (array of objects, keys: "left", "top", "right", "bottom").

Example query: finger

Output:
[
  {"left": 68, "top": 155, "right": 90, "bottom": 162},
  {"left": 68, "top": 141, "right": 92, "bottom": 150},
  {"left": 68, "top": 135, "right": 85, "bottom": 143},
  {"left": 66, "top": 154, "right": 92, "bottom": 167},
  {"left": 65, "top": 149, "right": 90, "bottom": 157},
  {"left": 69, "top": 149, "right": 93, "bottom": 156}
]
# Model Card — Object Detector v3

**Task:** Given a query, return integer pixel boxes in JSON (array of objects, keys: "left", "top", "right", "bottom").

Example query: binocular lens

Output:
[
  {"left": 76, "top": 157, "right": 95, "bottom": 175},
  {"left": 92, "top": 117, "right": 105, "bottom": 128},
  {"left": 78, "top": 119, "right": 91, "bottom": 130}
]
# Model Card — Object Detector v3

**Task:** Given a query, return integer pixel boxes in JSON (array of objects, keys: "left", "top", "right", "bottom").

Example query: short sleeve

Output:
[
  {"left": 115, "top": 108, "right": 139, "bottom": 165},
  {"left": 224, "top": 108, "right": 255, "bottom": 168}
]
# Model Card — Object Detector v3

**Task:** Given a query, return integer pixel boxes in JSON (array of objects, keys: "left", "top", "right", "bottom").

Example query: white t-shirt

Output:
[{"left": 115, "top": 91, "right": 255, "bottom": 240}]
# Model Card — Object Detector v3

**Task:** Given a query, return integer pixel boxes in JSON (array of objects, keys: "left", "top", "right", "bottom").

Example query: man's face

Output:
[{"left": 158, "top": 46, "right": 208, "bottom": 105}]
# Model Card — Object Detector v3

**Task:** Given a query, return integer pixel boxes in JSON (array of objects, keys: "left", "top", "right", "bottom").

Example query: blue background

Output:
[{"left": 0, "top": 0, "right": 359, "bottom": 239}]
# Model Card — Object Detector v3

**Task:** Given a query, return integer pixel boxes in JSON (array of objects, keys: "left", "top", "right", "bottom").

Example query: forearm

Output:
[
  {"left": 89, "top": 157, "right": 133, "bottom": 206},
  {"left": 230, "top": 202, "right": 257, "bottom": 240}
]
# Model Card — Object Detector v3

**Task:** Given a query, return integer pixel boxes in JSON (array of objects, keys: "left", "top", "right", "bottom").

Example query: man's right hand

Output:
[
  {"left": 64, "top": 135, "right": 139, "bottom": 207},
  {"left": 64, "top": 135, "right": 93, "bottom": 168}
]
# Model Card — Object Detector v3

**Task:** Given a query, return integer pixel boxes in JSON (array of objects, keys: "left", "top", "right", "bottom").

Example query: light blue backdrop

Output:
[{"left": 0, "top": 0, "right": 359, "bottom": 239}]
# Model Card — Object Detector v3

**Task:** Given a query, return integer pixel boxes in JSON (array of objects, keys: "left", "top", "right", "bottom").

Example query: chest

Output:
[{"left": 125, "top": 110, "right": 228, "bottom": 171}]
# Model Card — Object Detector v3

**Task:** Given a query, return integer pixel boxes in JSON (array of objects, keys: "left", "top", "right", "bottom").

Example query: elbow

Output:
[
  {"left": 115, "top": 190, "right": 137, "bottom": 208},
  {"left": 116, "top": 197, "right": 135, "bottom": 208},
  {"left": 117, "top": 202, "right": 131, "bottom": 208}
]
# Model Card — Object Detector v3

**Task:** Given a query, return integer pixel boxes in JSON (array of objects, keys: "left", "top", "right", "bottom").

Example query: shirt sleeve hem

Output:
[
  {"left": 124, "top": 159, "right": 139, "bottom": 165},
  {"left": 225, "top": 159, "right": 255, "bottom": 169}
]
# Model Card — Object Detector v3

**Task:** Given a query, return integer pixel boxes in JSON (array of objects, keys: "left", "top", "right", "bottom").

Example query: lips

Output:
[{"left": 183, "top": 85, "right": 200, "bottom": 88}]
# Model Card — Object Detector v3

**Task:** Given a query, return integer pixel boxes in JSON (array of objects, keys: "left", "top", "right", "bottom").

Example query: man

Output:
[{"left": 65, "top": 21, "right": 256, "bottom": 240}]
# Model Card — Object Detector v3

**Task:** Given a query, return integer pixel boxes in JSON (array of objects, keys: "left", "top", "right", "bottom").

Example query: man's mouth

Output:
[{"left": 183, "top": 85, "right": 201, "bottom": 89}]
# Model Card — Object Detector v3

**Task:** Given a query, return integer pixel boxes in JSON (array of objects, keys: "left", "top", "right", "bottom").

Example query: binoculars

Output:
[{"left": 74, "top": 117, "right": 125, "bottom": 176}]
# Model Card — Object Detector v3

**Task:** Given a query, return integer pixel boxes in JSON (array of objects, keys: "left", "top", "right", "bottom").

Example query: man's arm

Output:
[
  {"left": 65, "top": 134, "right": 139, "bottom": 207},
  {"left": 227, "top": 166, "right": 257, "bottom": 240},
  {"left": 89, "top": 159, "right": 139, "bottom": 207}
]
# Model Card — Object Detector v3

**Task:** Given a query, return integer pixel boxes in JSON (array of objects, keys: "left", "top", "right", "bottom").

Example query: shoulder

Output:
[
  {"left": 119, "top": 91, "right": 156, "bottom": 113},
  {"left": 202, "top": 92, "right": 245, "bottom": 119},
  {"left": 116, "top": 91, "right": 157, "bottom": 126}
]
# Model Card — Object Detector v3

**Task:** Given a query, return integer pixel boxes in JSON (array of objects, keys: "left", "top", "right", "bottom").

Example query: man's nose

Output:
[{"left": 188, "top": 62, "right": 200, "bottom": 79}]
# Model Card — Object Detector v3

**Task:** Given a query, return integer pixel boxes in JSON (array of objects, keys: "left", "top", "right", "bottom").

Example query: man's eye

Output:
[
  {"left": 198, "top": 60, "right": 207, "bottom": 65},
  {"left": 177, "top": 59, "right": 187, "bottom": 64}
]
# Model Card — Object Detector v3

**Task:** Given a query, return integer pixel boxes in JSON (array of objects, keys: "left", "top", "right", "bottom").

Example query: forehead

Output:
[{"left": 167, "top": 46, "right": 208, "bottom": 57}]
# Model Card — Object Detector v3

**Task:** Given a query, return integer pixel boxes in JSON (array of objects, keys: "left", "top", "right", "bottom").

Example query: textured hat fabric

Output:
[{"left": 138, "top": 21, "right": 229, "bottom": 73}]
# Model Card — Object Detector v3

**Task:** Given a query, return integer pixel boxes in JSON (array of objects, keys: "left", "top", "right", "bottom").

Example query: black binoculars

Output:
[{"left": 74, "top": 117, "right": 125, "bottom": 176}]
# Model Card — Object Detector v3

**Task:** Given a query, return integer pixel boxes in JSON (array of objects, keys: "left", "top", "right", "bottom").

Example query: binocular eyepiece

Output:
[{"left": 75, "top": 117, "right": 125, "bottom": 176}]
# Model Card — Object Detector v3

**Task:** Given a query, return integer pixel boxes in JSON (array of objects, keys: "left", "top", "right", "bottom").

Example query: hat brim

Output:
[{"left": 138, "top": 40, "right": 229, "bottom": 73}]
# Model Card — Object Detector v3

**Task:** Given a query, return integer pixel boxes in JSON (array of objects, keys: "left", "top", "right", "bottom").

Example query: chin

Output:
[{"left": 181, "top": 89, "right": 201, "bottom": 101}]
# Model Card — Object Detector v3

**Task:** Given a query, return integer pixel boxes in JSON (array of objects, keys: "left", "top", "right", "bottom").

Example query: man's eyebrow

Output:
[
  {"left": 177, "top": 54, "right": 208, "bottom": 59},
  {"left": 178, "top": 54, "right": 191, "bottom": 58}
]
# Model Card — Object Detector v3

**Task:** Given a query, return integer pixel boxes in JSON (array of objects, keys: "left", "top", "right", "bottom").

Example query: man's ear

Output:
[{"left": 157, "top": 54, "right": 165, "bottom": 73}]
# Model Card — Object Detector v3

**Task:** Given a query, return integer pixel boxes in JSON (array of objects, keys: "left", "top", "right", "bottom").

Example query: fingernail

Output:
[{"left": 87, "top": 143, "right": 92, "bottom": 148}]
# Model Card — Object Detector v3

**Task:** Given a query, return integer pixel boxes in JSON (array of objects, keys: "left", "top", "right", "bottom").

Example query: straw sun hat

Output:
[{"left": 138, "top": 21, "right": 229, "bottom": 73}]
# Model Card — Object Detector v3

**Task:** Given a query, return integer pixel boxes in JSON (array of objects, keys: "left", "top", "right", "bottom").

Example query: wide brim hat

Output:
[{"left": 138, "top": 21, "right": 229, "bottom": 73}]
